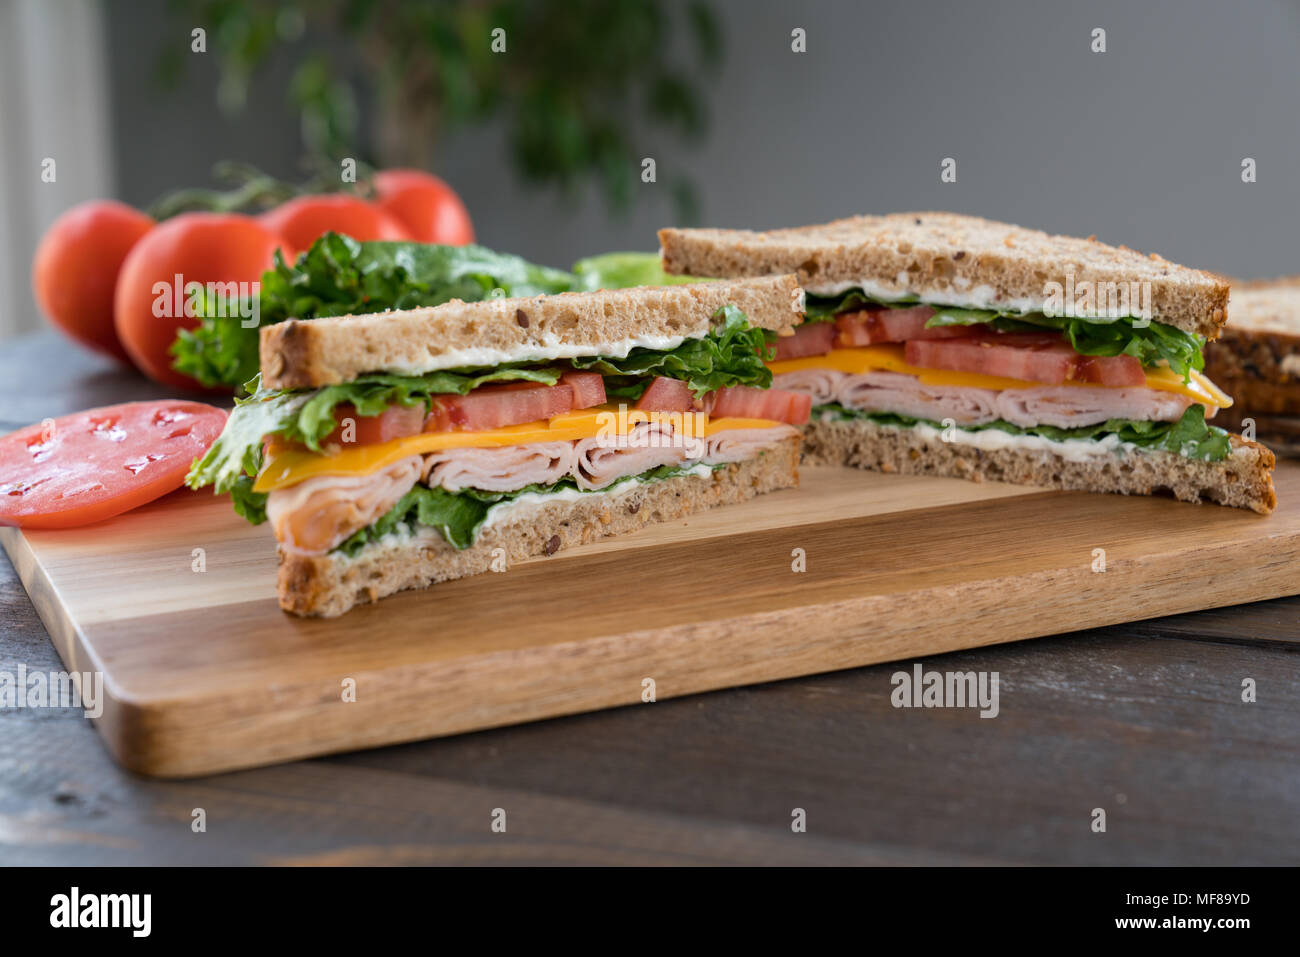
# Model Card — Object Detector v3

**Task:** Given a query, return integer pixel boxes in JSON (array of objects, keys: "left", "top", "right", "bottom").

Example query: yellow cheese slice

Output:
[
  {"left": 253, "top": 405, "right": 781, "bottom": 492},
  {"left": 767, "top": 346, "right": 1232, "bottom": 408}
]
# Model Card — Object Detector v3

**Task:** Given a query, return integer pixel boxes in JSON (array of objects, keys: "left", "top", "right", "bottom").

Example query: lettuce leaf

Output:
[
  {"left": 569, "top": 303, "right": 775, "bottom": 399},
  {"left": 803, "top": 288, "right": 921, "bottom": 320},
  {"left": 172, "top": 233, "right": 575, "bottom": 391},
  {"left": 571, "top": 251, "right": 702, "bottom": 290},
  {"left": 336, "top": 463, "right": 719, "bottom": 555},
  {"left": 815, "top": 403, "right": 1232, "bottom": 461}
]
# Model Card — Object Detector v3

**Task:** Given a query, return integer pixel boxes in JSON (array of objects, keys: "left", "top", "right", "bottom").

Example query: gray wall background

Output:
[{"left": 13, "top": 0, "right": 1300, "bottom": 340}]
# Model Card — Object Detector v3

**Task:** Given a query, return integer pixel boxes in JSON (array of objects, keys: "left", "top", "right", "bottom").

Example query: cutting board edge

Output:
[{"left": 91, "top": 530, "right": 1300, "bottom": 778}]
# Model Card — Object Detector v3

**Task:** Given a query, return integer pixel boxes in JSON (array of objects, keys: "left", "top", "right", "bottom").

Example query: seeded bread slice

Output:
[
  {"left": 660, "top": 213, "right": 1228, "bottom": 339},
  {"left": 802, "top": 418, "right": 1275, "bottom": 514},
  {"left": 1203, "top": 278, "right": 1300, "bottom": 416},
  {"left": 278, "top": 435, "right": 801, "bottom": 616},
  {"left": 260, "top": 275, "right": 803, "bottom": 390}
]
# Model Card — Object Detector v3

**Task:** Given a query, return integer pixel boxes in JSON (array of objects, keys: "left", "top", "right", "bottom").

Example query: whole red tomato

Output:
[
  {"left": 113, "top": 212, "right": 285, "bottom": 389},
  {"left": 259, "top": 194, "right": 412, "bottom": 252},
  {"left": 373, "top": 169, "right": 474, "bottom": 245},
  {"left": 32, "top": 200, "right": 155, "bottom": 363}
]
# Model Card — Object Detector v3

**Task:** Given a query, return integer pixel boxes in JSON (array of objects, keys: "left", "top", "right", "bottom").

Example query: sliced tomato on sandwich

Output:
[
  {"left": 709, "top": 386, "right": 811, "bottom": 425},
  {"left": 906, "top": 331, "right": 1148, "bottom": 386},
  {"left": 635, "top": 376, "right": 696, "bottom": 412},
  {"left": 834, "top": 306, "right": 969, "bottom": 347},
  {"left": 559, "top": 371, "right": 607, "bottom": 409},
  {"left": 426, "top": 380, "right": 578, "bottom": 432},
  {"left": 772, "top": 322, "right": 837, "bottom": 360},
  {"left": 1074, "top": 354, "right": 1147, "bottom": 387},
  {"left": 317, "top": 402, "right": 427, "bottom": 447}
]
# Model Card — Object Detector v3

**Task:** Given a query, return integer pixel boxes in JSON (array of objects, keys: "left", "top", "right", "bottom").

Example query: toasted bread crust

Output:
[
  {"left": 260, "top": 276, "right": 803, "bottom": 390},
  {"left": 801, "top": 418, "right": 1275, "bottom": 514},
  {"left": 660, "top": 213, "right": 1228, "bottom": 339},
  {"left": 278, "top": 436, "right": 801, "bottom": 617}
]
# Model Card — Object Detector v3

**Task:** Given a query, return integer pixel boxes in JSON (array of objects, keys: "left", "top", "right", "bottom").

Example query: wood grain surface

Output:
[{"left": 4, "top": 430, "right": 1298, "bottom": 777}]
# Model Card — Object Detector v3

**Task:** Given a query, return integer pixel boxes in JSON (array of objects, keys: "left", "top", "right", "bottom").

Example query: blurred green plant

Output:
[{"left": 157, "top": 0, "right": 722, "bottom": 221}]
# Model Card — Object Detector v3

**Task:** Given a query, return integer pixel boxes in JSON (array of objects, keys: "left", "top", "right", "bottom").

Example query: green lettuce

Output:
[
  {"left": 815, "top": 403, "right": 1231, "bottom": 461},
  {"left": 172, "top": 233, "right": 575, "bottom": 390},
  {"left": 804, "top": 289, "right": 921, "bottom": 320},
  {"left": 570, "top": 303, "right": 775, "bottom": 399},
  {"left": 571, "top": 251, "right": 701, "bottom": 290},
  {"left": 336, "top": 464, "right": 719, "bottom": 555}
]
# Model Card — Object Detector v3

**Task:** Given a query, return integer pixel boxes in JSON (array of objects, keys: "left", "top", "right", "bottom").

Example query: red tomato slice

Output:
[
  {"left": 709, "top": 386, "right": 811, "bottom": 425},
  {"left": 320, "top": 403, "right": 427, "bottom": 447},
  {"left": 560, "top": 371, "right": 607, "bottom": 409},
  {"left": 1075, "top": 354, "right": 1147, "bottom": 387},
  {"left": 0, "top": 401, "right": 227, "bottom": 529},
  {"left": 905, "top": 333, "right": 1079, "bottom": 384},
  {"left": 834, "top": 306, "right": 968, "bottom": 347},
  {"left": 426, "top": 381, "right": 576, "bottom": 432},
  {"left": 772, "top": 323, "right": 837, "bottom": 360},
  {"left": 635, "top": 376, "right": 695, "bottom": 413}
]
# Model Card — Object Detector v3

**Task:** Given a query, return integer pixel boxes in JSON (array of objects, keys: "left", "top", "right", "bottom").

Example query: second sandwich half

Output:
[{"left": 188, "top": 276, "right": 809, "bottom": 616}]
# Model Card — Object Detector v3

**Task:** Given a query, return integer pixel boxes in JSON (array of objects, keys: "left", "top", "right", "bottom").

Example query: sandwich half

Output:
[
  {"left": 188, "top": 277, "right": 809, "bottom": 616},
  {"left": 1203, "top": 278, "right": 1300, "bottom": 449},
  {"left": 661, "top": 213, "right": 1276, "bottom": 513}
]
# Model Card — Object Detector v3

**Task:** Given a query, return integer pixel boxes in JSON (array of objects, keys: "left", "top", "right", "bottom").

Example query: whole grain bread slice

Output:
[
  {"left": 1203, "top": 279, "right": 1300, "bottom": 407},
  {"left": 278, "top": 435, "right": 801, "bottom": 616},
  {"left": 260, "top": 275, "right": 803, "bottom": 391},
  {"left": 802, "top": 418, "right": 1275, "bottom": 514},
  {"left": 660, "top": 213, "right": 1228, "bottom": 339}
]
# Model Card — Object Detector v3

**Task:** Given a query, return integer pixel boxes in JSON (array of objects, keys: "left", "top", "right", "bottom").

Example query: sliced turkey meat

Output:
[
  {"left": 703, "top": 425, "right": 799, "bottom": 464},
  {"left": 572, "top": 421, "right": 689, "bottom": 490},
  {"left": 995, "top": 385, "right": 1201, "bottom": 429},
  {"left": 771, "top": 368, "right": 849, "bottom": 405},
  {"left": 266, "top": 454, "right": 422, "bottom": 555},
  {"left": 424, "top": 441, "right": 577, "bottom": 492},
  {"left": 835, "top": 370, "right": 1000, "bottom": 424}
]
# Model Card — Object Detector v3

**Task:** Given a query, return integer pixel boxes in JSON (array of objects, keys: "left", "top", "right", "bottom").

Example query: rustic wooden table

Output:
[{"left": 1, "top": 331, "right": 1297, "bottom": 865}]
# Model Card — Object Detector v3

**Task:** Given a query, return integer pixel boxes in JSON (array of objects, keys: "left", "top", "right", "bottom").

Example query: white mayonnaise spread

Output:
[
  {"left": 382, "top": 333, "right": 694, "bottom": 376},
  {"left": 902, "top": 421, "right": 1134, "bottom": 463},
  {"left": 801, "top": 277, "right": 1042, "bottom": 315}
]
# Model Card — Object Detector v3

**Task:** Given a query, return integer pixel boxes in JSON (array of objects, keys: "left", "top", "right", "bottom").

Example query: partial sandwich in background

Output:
[
  {"left": 188, "top": 277, "right": 809, "bottom": 616},
  {"left": 661, "top": 213, "right": 1276, "bottom": 513},
  {"left": 1203, "top": 278, "right": 1300, "bottom": 453}
]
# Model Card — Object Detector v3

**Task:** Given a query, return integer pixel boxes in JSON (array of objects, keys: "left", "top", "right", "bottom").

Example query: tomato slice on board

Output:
[
  {"left": 0, "top": 401, "right": 227, "bottom": 529},
  {"left": 635, "top": 377, "right": 695, "bottom": 413},
  {"left": 772, "top": 323, "right": 837, "bottom": 360},
  {"left": 425, "top": 381, "right": 577, "bottom": 432},
  {"left": 709, "top": 386, "right": 811, "bottom": 425}
]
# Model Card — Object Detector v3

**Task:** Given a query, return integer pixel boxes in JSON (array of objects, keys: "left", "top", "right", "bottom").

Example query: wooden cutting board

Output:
[{"left": 4, "top": 462, "right": 1299, "bottom": 778}]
